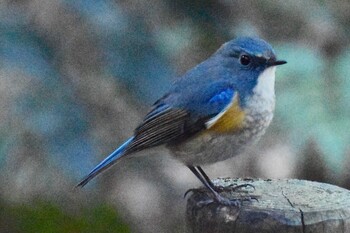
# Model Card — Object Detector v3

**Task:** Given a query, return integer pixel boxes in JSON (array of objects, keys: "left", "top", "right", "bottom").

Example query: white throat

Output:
[{"left": 253, "top": 66, "right": 276, "bottom": 99}]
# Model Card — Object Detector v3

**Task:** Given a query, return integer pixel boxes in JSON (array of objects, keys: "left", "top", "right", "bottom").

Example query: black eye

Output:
[{"left": 239, "top": 54, "right": 251, "bottom": 66}]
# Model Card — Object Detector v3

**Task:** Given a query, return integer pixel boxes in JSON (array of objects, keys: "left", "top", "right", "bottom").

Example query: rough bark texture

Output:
[{"left": 186, "top": 178, "right": 350, "bottom": 233}]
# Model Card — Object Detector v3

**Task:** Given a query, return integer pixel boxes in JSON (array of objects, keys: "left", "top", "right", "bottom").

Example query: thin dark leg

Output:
[
  {"left": 187, "top": 166, "right": 219, "bottom": 197},
  {"left": 187, "top": 166, "right": 238, "bottom": 205},
  {"left": 196, "top": 166, "right": 215, "bottom": 188},
  {"left": 197, "top": 166, "right": 255, "bottom": 192}
]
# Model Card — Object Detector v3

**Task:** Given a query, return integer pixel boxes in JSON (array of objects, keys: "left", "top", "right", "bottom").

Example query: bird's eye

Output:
[{"left": 239, "top": 55, "right": 251, "bottom": 66}]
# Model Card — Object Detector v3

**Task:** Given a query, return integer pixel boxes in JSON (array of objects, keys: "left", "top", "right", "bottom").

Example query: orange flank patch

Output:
[{"left": 207, "top": 97, "right": 245, "bottom": 133}]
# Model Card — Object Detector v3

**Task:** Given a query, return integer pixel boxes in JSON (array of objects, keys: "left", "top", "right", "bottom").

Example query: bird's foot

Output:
[
  {"left": 184, "top": 188, "right": 205, "bottom": 198},
  {"left": 196, "top": 194, "right": 256, "bottom": 207}
]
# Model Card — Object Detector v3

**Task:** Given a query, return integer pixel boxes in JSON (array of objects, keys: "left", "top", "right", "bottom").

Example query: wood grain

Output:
[{"left": 186, "top": 178, "right": 350, "bottom": 233}]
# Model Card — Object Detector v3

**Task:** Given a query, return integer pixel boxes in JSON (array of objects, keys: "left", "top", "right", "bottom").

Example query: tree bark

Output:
[{"left": 186, "top": 178, "right": 350, "bottom": 233}]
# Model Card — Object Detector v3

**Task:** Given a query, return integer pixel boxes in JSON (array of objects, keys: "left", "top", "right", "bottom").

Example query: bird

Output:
[{"left": 77, "top": 37, "right": 286, "bottom": 206}]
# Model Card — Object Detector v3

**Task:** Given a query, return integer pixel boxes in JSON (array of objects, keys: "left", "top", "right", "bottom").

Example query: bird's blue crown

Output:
[{"left": 221, "top": 37, "right": 276, "bottom": 59}]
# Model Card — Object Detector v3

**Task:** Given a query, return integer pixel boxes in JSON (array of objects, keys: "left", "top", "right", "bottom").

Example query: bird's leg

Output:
[
  {"left": 196, "top": 166, "right": 215, "bottom": 188},
  {"left": 184, "top": 166, "right": 213, "bottom": 198},
  {"left": 187, "top": 166, "right": 241, "bottom": 206},
  {"left": 196, "top": 166, "right": 255, "bottom": 193}
]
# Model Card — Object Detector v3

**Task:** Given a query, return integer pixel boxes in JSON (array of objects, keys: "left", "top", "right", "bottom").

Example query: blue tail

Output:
[{"left": 76, "top": 137, "right": 134, "bottom": 187}]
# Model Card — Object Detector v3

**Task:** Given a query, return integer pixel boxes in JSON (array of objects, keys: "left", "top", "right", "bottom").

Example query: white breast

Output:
[
  {"left": 253, "top": 66, "right": 276, "bottom": 101},
  {"left": 245, "top": 66, "right": 276, "bottom": 121}
]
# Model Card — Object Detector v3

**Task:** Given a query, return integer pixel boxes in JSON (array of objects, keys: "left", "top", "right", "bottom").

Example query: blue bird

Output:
[{"left": 77, "top": 37, "right": 286, "bottom": 205}]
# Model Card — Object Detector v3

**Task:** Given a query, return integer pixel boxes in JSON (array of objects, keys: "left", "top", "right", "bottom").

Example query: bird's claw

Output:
[
  {"left": 184, "top": 188, "right": 195, "bottom": 198},
  {"left": 195, "top": 195, "right": 255, "bottom": 208},
  {"left": 184, "top": 187, "right": 208, "bottom": 198}
]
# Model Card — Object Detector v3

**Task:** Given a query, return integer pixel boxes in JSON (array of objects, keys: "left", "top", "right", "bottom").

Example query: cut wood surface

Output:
[{"left": 186, "top": 178, "right": 350, "bottom": 233}]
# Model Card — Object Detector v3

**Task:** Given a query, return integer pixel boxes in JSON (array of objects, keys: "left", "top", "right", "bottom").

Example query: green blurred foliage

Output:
[{"left": 0, "top": 201, "right": 130, "bottom": 233}]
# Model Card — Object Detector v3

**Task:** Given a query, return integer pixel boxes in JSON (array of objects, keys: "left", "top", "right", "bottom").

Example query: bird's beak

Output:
[{"left": 267, "top": 59, "right": 287, "bottom": 67}]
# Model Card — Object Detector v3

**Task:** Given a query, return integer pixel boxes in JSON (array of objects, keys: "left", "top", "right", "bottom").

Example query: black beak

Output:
[{"left": 267, "top": 59, "right": 287, "bottom": 67}]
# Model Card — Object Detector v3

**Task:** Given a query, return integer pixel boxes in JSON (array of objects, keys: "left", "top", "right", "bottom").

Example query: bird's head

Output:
[{"left": 214, "top": 37, "right": 286, "bottom": 104}]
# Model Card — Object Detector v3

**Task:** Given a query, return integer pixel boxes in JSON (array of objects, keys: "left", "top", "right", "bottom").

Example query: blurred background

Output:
[{"left": 0, "top": 0, "right": 349, "bottom": 232}]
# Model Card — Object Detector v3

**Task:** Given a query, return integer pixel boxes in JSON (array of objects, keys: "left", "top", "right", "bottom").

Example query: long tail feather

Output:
[{"left": 76, "top": 137, "right": 134, "bottom": 187}]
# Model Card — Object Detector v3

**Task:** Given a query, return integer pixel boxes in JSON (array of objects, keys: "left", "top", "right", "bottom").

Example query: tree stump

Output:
[{"left": 186, "top": 178, "right": 350, "bottom": 233}]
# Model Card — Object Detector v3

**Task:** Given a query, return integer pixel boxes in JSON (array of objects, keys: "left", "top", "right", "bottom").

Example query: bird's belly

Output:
[{"left": 168, "top": 109, "right": 274, "bottom": 166}]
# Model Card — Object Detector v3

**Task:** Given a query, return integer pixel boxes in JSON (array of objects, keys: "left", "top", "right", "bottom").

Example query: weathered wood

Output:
[{"left": 186, "top": 178, "right": 350, "bottom": 233}]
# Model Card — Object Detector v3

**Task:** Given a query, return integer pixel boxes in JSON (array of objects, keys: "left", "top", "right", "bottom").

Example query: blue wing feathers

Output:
[
  {"left": 208, "top": 89, "right": 234, "bottom": 104},
  {"left": 183, "top": 85, "right": 235, "bottom": 118}
]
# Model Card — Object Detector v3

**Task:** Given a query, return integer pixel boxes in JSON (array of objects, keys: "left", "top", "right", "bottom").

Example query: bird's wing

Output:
[
  {"left": 126, "top": 81, "right": 239, "bottom": 152},
  {"left": 77, "top": 82, "right": 240, "bottom": 187},
  {"left": 127, "top": 107, "right": 189, "bottom": 151}
]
